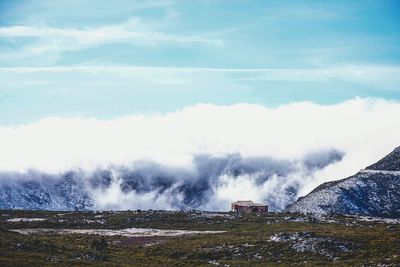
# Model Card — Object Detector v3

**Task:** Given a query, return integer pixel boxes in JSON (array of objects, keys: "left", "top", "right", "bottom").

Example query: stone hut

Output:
[{"left": 231, "top": 200, "right": 268, "bottom": 213}]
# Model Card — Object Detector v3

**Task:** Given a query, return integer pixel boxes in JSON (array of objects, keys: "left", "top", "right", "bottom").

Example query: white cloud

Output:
[
  {"left": 0, "top": 98, "right": 399, "bottom": 189},
  {"left": 0, "top": 18, "right": 222, "bottom": 54},
  {"left": 1, "top": 98, "right": 400, "bottom": 210},
  {"left": 0, "top": 65, "right": 399, "bottom": 87}
]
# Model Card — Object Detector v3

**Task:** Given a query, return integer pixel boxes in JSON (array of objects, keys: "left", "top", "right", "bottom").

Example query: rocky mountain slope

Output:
[
  {"left": 286, "top": 146, "right": 400, "bottom": 217},
  {"left": 0, "top": 172, "right": 93, "bottom": 211}
]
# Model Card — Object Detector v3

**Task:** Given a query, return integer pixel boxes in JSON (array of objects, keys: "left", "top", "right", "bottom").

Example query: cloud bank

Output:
[{"left": 1, "top": 98, "right": 400, "bottom": 211}]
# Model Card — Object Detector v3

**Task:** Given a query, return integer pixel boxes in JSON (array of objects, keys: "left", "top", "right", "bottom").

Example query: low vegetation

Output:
[{"left": 1, "top": 210, "right": 399, "bottom": 266}]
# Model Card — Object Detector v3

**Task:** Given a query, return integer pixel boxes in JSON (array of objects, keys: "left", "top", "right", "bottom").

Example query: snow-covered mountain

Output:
[
  {"left": 0, "top": 172, "right": 93, "bottom": 211},
  {"left": 286, "top": 146, "right": 400, "bottom": 218}
]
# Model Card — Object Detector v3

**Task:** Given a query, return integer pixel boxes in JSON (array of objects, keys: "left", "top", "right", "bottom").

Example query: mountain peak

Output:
[{"left": 366, "top": 146, "right": 400, "bottom": 171}]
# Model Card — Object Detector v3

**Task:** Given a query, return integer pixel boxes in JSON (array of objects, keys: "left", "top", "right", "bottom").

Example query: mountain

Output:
[
  {"left": 286, "top": 146, "right": 400, "bottom": 218},
  {"left": 0, "top": 172, "right": 93, "bottom": 211},
  {"left": 365, "top": 146, "right": 400, "bottom": 171},
  {"left": 1, "top": 147, "right": 397, "bottom": 213}
]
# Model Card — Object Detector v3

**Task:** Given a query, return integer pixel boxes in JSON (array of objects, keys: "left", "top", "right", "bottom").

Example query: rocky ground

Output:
[{"left": 0, "top": 210, "right": 399, "bottom": 266}]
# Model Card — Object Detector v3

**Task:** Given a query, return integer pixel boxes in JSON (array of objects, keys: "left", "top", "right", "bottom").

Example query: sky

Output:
[
  {"left": 0, "top": 0, "right": 399, "bottom": 124},
  {"left": 0, "top": 1, "right": 400, "bottom": 210}
]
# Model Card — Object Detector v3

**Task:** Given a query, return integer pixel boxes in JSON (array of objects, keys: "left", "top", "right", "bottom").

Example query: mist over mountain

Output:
[
  {"left": 1, "top": 100, "right": 400, "bottom": 212},
  {"left": 0, "top": 151, "right": 343, "bottom": 211}
]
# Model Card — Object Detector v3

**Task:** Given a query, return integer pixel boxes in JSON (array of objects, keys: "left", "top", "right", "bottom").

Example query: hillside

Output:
[{"left": 286, "top": 146, "right": 400, "bottom": 217}]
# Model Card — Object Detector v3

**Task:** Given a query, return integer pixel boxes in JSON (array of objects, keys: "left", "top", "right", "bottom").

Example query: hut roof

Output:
[{"left": 232, "top": 200, "right": 267, "bottom": 207}]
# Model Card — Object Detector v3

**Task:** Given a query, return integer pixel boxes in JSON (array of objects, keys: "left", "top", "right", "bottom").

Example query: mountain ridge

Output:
[{"left": 286, "top": 146, "right": 400, "bottom": 218}]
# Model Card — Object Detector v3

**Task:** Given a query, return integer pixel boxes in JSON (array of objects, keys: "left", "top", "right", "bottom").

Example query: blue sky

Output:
[{"left": 0, "top": 0, "right": 400, "bottom": 124}]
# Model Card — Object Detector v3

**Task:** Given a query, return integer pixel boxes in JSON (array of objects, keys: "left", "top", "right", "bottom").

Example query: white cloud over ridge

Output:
[{"left": 0, "top": 98, "right": 399, "bottom": 210}]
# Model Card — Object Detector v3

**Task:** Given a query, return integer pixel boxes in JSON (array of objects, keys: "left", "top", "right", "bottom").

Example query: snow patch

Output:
[
  {"left": 10, "top": 227, "right": 226, "bottom": 237},
  {"left": 6, "top": 218, "right": 47, "bottom": 222}
]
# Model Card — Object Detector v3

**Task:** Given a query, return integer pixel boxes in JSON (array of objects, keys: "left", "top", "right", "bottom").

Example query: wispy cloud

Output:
[
  {"left": 0, "top": 17, "right": 223, "bottom": 55},
  {"left": 1, "top": 65, "right": 399, "bottom": 86}
]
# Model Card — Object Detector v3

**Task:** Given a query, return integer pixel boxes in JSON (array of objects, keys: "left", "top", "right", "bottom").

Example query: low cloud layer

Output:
[
  {"left": 1, "top": 98, "right": 400, "bottom": 210},
  {"left": 0, "top": 151, "right": 343, "bottom": 211}
]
